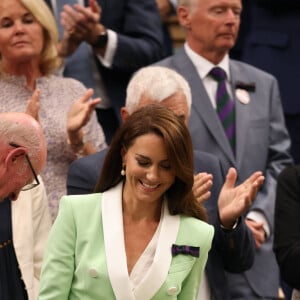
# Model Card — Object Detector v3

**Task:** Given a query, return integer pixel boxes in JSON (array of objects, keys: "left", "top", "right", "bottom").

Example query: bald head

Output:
[{"left": 0, "top": 112, "right": 47, "bottom": 201}]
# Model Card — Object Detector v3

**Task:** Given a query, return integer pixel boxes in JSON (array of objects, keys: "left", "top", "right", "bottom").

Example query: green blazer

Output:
[{"left": 39, "top": 182, "right": 214, "bottom": 300}]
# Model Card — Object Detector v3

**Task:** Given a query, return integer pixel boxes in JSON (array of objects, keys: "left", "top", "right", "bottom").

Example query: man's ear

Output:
[
  {"left": 5, "top": 148, "right": 27, "bottom": 168},
  {"left": 177, "top": 5, "right": 192, "bottom": 29},
  {"left": 120, "top": 107, "right": 130, "bottom": 123}
]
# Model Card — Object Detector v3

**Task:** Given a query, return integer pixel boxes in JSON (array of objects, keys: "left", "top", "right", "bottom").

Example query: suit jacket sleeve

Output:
[
  {"left": 214, "top": 217, "right": 255, "bottom": 273},
  {"left": 67, "top": 151, "right": 106, "bottom": 195},
  {"left": 39, "top": 196, "right": 76, "bottom": 299},
  {"left": 274, "top": 166, "right": 300, "bottom": 289},
  {"left": 108, "top": 0, "right": 164, "bottom": 72},
  {"left": 67, "top": 157, "right": 99, "bottom": 195},
  {"left": 194, "top": 151, "right": 255, "bottom": 272}
]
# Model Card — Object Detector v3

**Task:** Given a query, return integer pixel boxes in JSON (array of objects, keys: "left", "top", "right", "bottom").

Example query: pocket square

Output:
[
  {"left": 171, "top": 244, "right": 200, "bottom": 258},
  {"left": 235, "top": 81, "right": 256, "bottom": 92}
]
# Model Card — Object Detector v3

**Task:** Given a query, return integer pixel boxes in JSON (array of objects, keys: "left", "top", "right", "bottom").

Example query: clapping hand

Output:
[
  {"left": 193, "top": 172, "right": 213, "bottom": 204},
  {"left": 67, "top": 88, "right": 100, "bottom": 135},
  {"left": 60, "top": 0, "right": 102, "bottom": 43},
  {"left": 58, "top": 0, "right": 103, "bottom": 56},
  {"left": 218, "top": 168, "right": 265, "bottom": 229}
]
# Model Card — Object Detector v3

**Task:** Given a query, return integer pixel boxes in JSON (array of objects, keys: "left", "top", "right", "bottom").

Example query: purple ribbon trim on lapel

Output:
[{"left": 171, "top": 244, "right": 200, "bottom": 258}]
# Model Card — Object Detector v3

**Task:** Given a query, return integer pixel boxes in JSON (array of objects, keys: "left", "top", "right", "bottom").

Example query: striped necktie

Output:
[{"left": 209, "top": 67, "right": 236, "bottom": 153}]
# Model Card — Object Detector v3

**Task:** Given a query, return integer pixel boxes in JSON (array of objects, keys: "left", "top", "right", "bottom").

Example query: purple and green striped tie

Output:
[{"left": 209, "top": 67, "right": 235, "bottom": 154}]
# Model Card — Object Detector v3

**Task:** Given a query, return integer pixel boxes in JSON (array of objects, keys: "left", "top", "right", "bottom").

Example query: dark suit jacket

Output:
[
  {"left": 157, "top": 47, "right": 293, "bottom": 298},
  {"left": 67, "top": 148, "right": 255, "bottom": 300},
  {"left": 241, "top": 0, "right": 300, "bottom": 114},
  {"left": 45, "top": 0, "right": 164, "bottom": 116},
  {"left": 274, "top": 165, "right": 300, "bottom": 290}
]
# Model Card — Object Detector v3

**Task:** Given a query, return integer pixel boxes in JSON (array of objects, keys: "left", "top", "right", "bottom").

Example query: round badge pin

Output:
[{"left": 236, "top": 88, "right": 250, "bottom": 104}]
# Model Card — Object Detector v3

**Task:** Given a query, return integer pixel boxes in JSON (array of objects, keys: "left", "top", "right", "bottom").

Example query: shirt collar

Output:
[{"left": 184, "top": 43, "right": 231, "bottom": 81}]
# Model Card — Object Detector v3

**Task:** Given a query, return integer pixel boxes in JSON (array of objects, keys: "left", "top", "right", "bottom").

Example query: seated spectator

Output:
[
  {"left": 0, "top": 0, "right": 106, "bottom": 219},
  {"left": 0, "top": 112, "right": 51, "bottom": 300}
]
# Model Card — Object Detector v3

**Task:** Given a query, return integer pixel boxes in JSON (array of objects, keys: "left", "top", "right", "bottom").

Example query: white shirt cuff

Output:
[
  {"left": 246, "top": 211, "right": 270, "bottom": 237},
  {"left": 96, "top": 29, "right": 117, "bottom": 69}
]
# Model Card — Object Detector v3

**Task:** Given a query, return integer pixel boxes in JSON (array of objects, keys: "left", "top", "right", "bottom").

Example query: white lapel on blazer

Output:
[
  {"left": 102, "top": 183, "right": 181, "bottom": 300},
  {"left": 102, "top": 182, "right": 135, "bottom": 300},
  {"left": 11, "top": 190, "right": 35, "bottom": 300},
  {"left": 133, "top": 203, "right": 180, "bottom": 300},
  {"left": 12, "top": 191, "right": 29, "bottom": 264}
]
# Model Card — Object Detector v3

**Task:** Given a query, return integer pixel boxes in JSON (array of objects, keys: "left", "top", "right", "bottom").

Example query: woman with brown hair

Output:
[{"left": 39, "top": 105, "right": 214, "bottom": 300}]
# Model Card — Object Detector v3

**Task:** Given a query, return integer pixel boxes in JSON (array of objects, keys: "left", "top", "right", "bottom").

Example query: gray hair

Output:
[
  {"left": 125, "top": 66, "right": 192, "bottom": 115},
  {"left": 0, "top": 116, "right": 43, "bottom": 164}
]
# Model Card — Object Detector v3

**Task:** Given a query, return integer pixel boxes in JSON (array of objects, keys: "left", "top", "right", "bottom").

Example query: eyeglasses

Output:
[{"left": 9, "top": 142, "right": 40, "bottom": 191}]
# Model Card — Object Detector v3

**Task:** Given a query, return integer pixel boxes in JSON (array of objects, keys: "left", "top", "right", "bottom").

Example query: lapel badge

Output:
[{"left": 235, "top": 88, "right": 250, "bottom": 104}]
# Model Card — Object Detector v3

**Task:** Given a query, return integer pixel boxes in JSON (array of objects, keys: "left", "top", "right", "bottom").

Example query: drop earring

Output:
[{"left": 121, "top": 165, "right": 126, "bottom": 176}]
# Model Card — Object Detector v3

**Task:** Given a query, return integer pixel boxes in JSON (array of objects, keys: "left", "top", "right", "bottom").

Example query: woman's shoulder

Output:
[
  {"left": 180, "top": 215, "right": 214, "bottom": 232},
  {"left": 47, "top": 75, "right": 86, "bottom": 91},
  {"left": 59, "top": 193, "right": 102, "bottom": 216},
  {"left": 179, "top": 215, "right": 214, "bottom": 244}
]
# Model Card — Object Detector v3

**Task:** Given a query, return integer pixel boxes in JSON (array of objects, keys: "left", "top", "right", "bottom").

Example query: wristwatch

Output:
[{"left": 91, "top": 29, "right": 108, "bottom": 49}]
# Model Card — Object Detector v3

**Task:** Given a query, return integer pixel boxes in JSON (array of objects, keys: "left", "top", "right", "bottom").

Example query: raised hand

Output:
[
  {"left": 218, "top": 167, "right": 265, "bottom": 229},
  {"left": 192, "top": 172, "right": 213, "bottom": 204},
  {"left": 62, "top": 0, "right": 102, "bottom": 42},
  {"left": 58, "top": 0, "right": 103, "bottom": 56},
  {"left": 67, "top": 88, "right": 100, "bottom": 135}
]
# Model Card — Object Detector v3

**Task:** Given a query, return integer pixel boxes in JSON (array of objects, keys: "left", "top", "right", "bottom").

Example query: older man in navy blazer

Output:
[
  {"left": 157, "top": 0, "right": 293, "bottom": 299},
  {"left": 67, "top": 66, "right": 267, "bottom": 300}
]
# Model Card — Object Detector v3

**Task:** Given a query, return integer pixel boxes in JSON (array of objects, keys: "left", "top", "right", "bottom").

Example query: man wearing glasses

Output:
[
  {"left": 0, "top": 112, "right": 47, "bottom": 201},
  {"left": 0, "top": 112, "right": 51, "bottom": 300}
]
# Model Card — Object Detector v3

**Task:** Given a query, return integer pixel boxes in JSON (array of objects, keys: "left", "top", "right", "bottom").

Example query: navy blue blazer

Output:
[
  {"left": 241, "top": 0, "right": 300, "bottom": 114},
  {"left": 67, "top": 148, "right": 255, "bottom": 300}
]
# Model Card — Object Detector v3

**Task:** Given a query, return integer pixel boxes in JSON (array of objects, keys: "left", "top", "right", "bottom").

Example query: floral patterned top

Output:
[{"left": 0, "top": 74, "right": 106, "bottom": 220}]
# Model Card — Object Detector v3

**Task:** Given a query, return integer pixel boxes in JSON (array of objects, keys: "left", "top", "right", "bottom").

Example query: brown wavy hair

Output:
[{"left": 95, "top": 105, "right": 207, "bottom": 221}]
